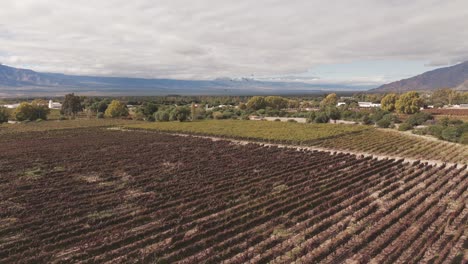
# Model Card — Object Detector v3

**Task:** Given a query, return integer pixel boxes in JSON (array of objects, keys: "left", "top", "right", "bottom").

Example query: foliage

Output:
[
  {"left": 265, "top": 96, "right": 289, "bottom": 110},
  {"left": 405, "top": 112, "right": 433, "bottom": 126},
  {"left": 376, "top": 118, "right": 391, "bottom": 128},
  {"left": 430, "top": 88, "right": 461, "bottom": 106},
  {"left": 320, "top": 93, "right": 338, "bottom": 108},
  {"left": 155, "top": 110, "right": 170, "bottom": 122},
  {"left": 246, "top": 96, "right": 267, "bottom": 110},
  {"left": 61, "top": 93, "right": 83, "bottom": 117},
  {"left": 96, "top": 112, "right": 104, "bottom": 119},
  {"left": 137, "top": 102, "right": 158, "bottom": 120},
  {"left": 126, "top": 120, "right": 368, "bottom": 143},
  {"left": 398, "top": 123, "right": 413, "bottom": 131},
  {"left": 173, "top": 106, "right": 190, "bottom": 122},
  {"left": 395, "top": 91, "right": 424, "bottom": 114},
  {"left": 381, "top": 93, "right": 398, "bottom": 112},
  {"left": 0, "top": 107, "right": 9, "bottom": 123},
  {"left": 89, "top": 100, "right": 109, "bottom": 113},
  {"left": 14, "top": 102, "right": 50, "bottom": 121},
  {"left": 441, "top": 126, "right": 463, "bottom": 142},
  {"left": 105, "top": 100, "right": 129, "bottom": 118}
]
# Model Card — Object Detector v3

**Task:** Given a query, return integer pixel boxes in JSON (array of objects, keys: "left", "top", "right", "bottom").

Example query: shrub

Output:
[
  {"left": 155, "top": 111, "right": 170, "bottom": 122},
  {"left": 376, "top": 118, "right": 391, "bottom": 128},
  {"left": 14, "top": 102, "right": 50, "bottom": 121},
  {"left": 406, "top": 112, "right": 433, "bottom": 126},
  {"left": 287, "top": 119, "right": 298, "bottom": 123},
  {"left": 361, "top": 114, "right": 372, "bottom": 125},
  {"left": 314, "top": 112, "right": 329, "bottom": 123},
  {"left": 96, "top": 112, "right": 104, "bottom": 119},
  {"left": 398, "top": 123, "right": 413, "bottom": 131},
  {"left": 105, "top": 100, "right": 128, "bottom": 118},
  {"left": 0, "top": 107, "right": 9, "bottom": 123},
  {"left": 441, "top": 127, "right": 463, "bottom": 142}
]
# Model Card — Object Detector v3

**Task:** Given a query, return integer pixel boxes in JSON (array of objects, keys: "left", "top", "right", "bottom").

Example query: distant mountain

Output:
[
  {"left": 0, "top": 64, "right": 368, "bottom": 97},
  {"left": 371, "top": 61, "right": 468, "bottom": 93}
]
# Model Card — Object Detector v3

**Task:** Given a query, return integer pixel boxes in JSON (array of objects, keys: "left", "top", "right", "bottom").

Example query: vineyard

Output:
[
  {"left": 314, "top": 129, "right": 468, "bottom": 164},
  {"left": 126, "top": 121, "right": 468, "bottom": 164},
  {"left": 0, "top": 128, "right": 466, "bottom": 263},
  {"left": 127, "top": 120, "right": 369, "bottom": 143},
  {"left": 423, "top": 108, "right": 468, "bottom": 116}
]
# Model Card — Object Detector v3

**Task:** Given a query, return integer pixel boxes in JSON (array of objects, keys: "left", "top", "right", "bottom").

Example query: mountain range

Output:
[
  {"left": 1, "top": 61, "right": 468, "bottom": 97},
  {"left": 0, "top": 64, "right": 369, "bottom": 97},
  {"left": 371, "top": 61, "right": 468, "bottom": 92}
]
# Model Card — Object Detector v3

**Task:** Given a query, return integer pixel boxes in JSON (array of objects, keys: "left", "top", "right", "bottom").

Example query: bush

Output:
[
  {"left": 59, "top": 115, "right": 67, "bottom": 120},
  {"left": 441, "top": 127, "right": 463, "bottom": 142},
  {"left": 287, "top": 119, "right": 298, "bottom": 123},
  {"left": 96, "top": 112, "right": 104, "bottom": 119},
  {"left": 398, "top": 123, "right": 413, "bottom": 131},
  {"left": 105, "top": 100, "right": 128, "bottom": 118},
  {"left": 0, "top": 107, "right": 9, "bottom": 123},
  {"left": 14, "top": 102, "right": 50, "bottom": 121},
  {"left": 376, "top": 118, "right": 391, "bottom": 128},
  {"left": 361, "top": 114, "right": 372, "bottom": 125},
  {"left": 406, "top": 112, "right": 433, "bottom": 126},
  {"left": 314, "top": 112, "right": 330, "bottom": 123},
  {"left": 155, "top": 111, "right": 170, "bottom": 122}
]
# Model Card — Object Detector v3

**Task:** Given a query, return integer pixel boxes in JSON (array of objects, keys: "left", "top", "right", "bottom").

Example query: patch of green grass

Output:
[
  {"left": 20, "top": 167, "right": 43, "bottom": 180},
  {"left": 125, "top": 120, "right": 369, "bottom": 144}
]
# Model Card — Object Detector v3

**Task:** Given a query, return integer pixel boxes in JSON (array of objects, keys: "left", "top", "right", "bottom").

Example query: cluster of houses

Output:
[{"left": 2, "top": 100, "right": 62, "bottom": 109}]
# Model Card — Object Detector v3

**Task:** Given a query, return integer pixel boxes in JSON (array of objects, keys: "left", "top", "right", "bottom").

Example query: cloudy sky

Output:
[{"left": 1, "top": 0, "right": 468, "bottom": 88}]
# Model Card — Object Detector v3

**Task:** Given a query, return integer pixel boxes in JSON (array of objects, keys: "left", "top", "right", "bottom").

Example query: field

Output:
[
  {"left": 423, "top": 108, "right": 468, "bottom": 116},
  {"left": 126, "top": 120, "right": 468, "bottom": 164},
  {"left": 0, "top": 119, "right": 142, "bottom": 134},
  {"left": 0, "top": 129, "right": 466, "bottom": 263},
  {"left": 127, "top": 120, "right": 369, "bottom": 144}
]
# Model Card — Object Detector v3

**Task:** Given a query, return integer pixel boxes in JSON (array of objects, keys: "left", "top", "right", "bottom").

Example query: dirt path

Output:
[{"left": 112, "top": 127, "right": 466, "bottom": 169}]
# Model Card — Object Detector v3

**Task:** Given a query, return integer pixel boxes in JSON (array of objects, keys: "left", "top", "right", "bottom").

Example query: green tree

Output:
[
  {"left": 137, "top": 102, "right": 158, "bottom": 121},
  {"left": 14, "top": 102, "right": 50, "bottom": 121},
  {"left": 431, "top": 88, "right": 459, "bottom": 106},
  {"left": 155, "top": 110, "right": 170, "bottom": 122},
  {"left": 61, "top": 93, "right": 83, "bottom": 117},
  {"left": 265, "top": 96, "right": 289, "bottom": 110},
  {"left": 381, "top": 93, "right": 398, "bottom": 112},
  {"left": 173, "top": 106, "right": 190, "bottom": 122},
  {"left": 320, "top": 93, "right": 338, "bottom": 108},
  {"left": 246, "top": 96, "right": 267, "bottom": 110},
  {"left": 104, "top": 100, "right": 129, "bottom": 118},
  {"left": 90, "top": 101, "right": 109, "bottom": 113},
  {"left": 395, "top": 91, "right": 424, "bottom": 114},
  {"left": 325, "top": 106, "right": 341, "bottom": 121},
  {"left": 0, "top": 107, "right": 9, "bottom": 123}
]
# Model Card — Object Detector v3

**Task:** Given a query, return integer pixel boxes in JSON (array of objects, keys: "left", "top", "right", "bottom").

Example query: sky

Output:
[{"left": 1, "top": 0, "right": 468, "bottom": 88}]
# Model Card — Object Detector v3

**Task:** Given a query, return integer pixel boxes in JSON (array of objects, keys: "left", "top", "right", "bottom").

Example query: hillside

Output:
[{"left": 372, "top": 61, "right": 468, "bottom": 92}]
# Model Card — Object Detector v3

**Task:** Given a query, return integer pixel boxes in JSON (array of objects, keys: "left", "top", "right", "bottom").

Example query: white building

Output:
[
  {"left": 2, "top": 103, "right": 20, "bottom": 109},
  {"left": 358, "top": 102, "right": 381, "bottom": 108},
  {"left": 48, "top": 100, "right": 62, "bottom": 109}
]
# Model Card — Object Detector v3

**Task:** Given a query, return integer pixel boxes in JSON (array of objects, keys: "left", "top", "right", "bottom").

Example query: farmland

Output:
[
  {"left": 0, "top": 128, "right": 466, "bottom": 263},
  {"left": 127, "top": 120, "right": 369, "bottom": 143},
  {"left": 126, "top": 120, "right": 468, "bottom": 164},
  {"left": 0, "top": 119, "right": 142, "bottom": 134}
]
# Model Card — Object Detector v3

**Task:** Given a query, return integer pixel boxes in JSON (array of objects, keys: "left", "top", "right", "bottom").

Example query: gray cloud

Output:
[{"left": 0, "top": 0, "right": 467, "bottom": 80}]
